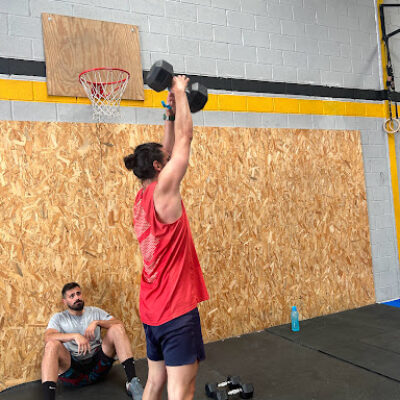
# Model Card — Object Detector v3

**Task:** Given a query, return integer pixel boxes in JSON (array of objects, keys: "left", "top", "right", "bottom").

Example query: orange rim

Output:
[{"left": 78, "top": 67, "right": 130, "bottom": 86}]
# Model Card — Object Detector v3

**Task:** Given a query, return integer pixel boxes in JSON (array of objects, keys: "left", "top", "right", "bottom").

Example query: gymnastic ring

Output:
[{"left": 383, "top": 118, "right": 400, "bottom": 134}]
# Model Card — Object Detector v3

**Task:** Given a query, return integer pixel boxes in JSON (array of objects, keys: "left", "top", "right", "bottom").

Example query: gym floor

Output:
[{"left": 2, "top": 304, "right": 400, "bottom": 400}]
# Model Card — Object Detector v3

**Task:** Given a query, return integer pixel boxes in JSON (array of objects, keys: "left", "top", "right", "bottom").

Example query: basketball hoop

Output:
[{"left": 79, "top": 67, "right": 130, "bottom": 121}]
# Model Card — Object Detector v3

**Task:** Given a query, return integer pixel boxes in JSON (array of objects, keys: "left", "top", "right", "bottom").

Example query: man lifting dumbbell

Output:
[
  {"left": 146, "top": 60, "right": 208, "bottom": 113},
  {"left": 124, "top": 73, "right": 209, "bottom": 400}
]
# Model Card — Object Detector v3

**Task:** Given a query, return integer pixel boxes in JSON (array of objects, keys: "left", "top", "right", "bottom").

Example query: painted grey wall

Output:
[{"left": 1, "top": 0, "right": 382, "bottom": 90}]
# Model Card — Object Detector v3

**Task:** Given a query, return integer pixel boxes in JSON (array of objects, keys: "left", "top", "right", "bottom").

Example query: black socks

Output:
[
  {"left": 122, "top": 357, "right": 137, "bottom": 382},
  {"left": 42, "top": 381, "right": 56, "bottom": 400}
]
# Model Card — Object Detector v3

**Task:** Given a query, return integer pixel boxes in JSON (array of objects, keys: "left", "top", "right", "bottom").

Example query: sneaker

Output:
[{"left": 126, "top": 377, "right": 144, "bottom": 400}]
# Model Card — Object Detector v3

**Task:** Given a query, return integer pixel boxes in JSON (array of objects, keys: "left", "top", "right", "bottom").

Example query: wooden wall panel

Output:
[
  {"left": 42, "top": 13, "right": 144, "bottom": 100},
  {"left": 0, "top": 121, "right": 374, "bottom": 390}
]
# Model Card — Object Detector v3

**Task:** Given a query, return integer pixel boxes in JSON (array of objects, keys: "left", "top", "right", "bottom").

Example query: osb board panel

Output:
[
  {"left": 0, "top": 121, "right": 374, "bottom": 390},
  {"left": 42, "top": 13, "right": 144, "bottom": 100}
]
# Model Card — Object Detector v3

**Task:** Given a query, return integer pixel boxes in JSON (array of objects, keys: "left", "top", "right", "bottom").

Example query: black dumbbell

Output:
[
  {"left": 206, "top": 379, "right": 254, "bottom": 400},
  {"left": 205, "top": 376, "right": 241, "bottom": 398},
  {"left": 186, "top": 82, "right": 208, "bottom": 114},
  {"left": 146, "top": 59, "right": 208, "bottom": 113},
  {"left": 225, "top": 383, "right": 254, "bottom": 399}
]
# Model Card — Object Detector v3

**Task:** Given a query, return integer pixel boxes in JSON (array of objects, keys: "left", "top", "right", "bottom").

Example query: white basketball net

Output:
[{"left": 79, "top": 68, "right": 130, "bottom": 122}]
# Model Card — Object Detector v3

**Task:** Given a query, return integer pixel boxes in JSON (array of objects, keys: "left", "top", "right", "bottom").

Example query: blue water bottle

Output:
[{"left": 291, "top": 306, "right": 300, "bottom": 332}]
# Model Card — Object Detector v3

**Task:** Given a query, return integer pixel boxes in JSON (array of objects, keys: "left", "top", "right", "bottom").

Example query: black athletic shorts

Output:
[
  {"left": 58, "top": 347, "right": 114, "bottom": 387},
  {"left": 143, "top": 307, "right": 206, "bottom": 366}
]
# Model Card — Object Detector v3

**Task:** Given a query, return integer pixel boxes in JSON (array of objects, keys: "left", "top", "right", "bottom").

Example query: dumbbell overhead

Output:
[{"left": 146, "top": 59, "right": 208, "bottom": 113}]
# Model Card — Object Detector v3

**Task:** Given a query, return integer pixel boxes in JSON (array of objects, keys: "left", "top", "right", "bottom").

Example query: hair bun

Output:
[{"left": 124, "top": 154, "right": 135, "bottom": 170}]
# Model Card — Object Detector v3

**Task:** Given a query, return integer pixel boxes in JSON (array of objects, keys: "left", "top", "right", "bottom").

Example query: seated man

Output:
[{"left": 41, "top": 282, "right": 143, "bottom": 400}]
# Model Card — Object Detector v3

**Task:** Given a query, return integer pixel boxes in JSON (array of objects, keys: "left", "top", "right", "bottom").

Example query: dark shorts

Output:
[
  {"left": 143, "top": 307, "right": 205, "bottom": 366},
  {"left": 58, "top": 347, "right": 115, "bottom": 387}
]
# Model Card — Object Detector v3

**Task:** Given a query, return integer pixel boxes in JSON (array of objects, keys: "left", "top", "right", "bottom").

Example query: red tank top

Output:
[{"left": 134, "top": 181, "right": 209, "bottom": 326}]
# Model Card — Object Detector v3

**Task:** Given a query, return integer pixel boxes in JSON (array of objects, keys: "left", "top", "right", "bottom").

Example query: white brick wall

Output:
[
  {"left": 0, "top": 0, "right": 382, "bottom": 90},
  {"left": 0, "top": 13, "right": 7, "bottom": 35},
  {"left": 258, "top": 48, "right": 283, "bottom": 65},
  {"left": 182, "top": 21, "right": 213, "bottom": 41},
  {"left": 212, "top": 0, "right": 240, "bottom": 11},
  {"left": 213, "top": 25, "right": 242, "bottom": 44},
  {"left": 229, "top": 44, "right": 257, "bottom": 63},
  {"left": 0, "top": 0, "right": 29, "bottom": 16},
  {"left": 166, "top": 1, "right": 196, "bottom": 21},
  {"left": 200, "top": 41, "right": 229, "bottom": 59},
  {"left": 131, "top": 0, "right": 164, "bottom": 16},
  {"left": 298, "top": 67, "right": 321, "bottom": 84},
  {"left": 270, "top": 34, "right": 296, "bottom": 51},
  {"left": 0, "top": 34, "right": 32, "bottom": 58},
  {"left": 185, "top": 55, "right": 217, "bottom": 75},
  {"left": 0, "top": 100, "right": 11, "bottom": 120},
  {"left": 245, "top": 63, "right": 272, "bottom": 80},
  {"left": 297, "top": 37, "right": 319, "bottom": 55},
  {"left": 198, "top": 5, "right": 226, "bottom": 25},
  {"left": 217, "top": 59, "right": 245, "bottom": 77}
]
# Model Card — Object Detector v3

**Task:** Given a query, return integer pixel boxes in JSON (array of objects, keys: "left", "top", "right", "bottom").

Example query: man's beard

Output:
[{"left": 68, "top": 300, "right": 84, "bottom": 311}]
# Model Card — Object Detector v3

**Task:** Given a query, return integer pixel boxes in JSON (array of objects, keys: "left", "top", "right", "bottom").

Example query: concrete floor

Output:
[{"left": 2, "top": 304, "right": 400, "bottom": 400}]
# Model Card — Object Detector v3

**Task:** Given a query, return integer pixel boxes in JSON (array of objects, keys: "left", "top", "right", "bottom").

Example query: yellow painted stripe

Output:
[
  {"left": 323, "top": 100, "right": 346, "bottom": 115},
  {"left": 33, "top": 81, "right": 76, "bottom": 103},
  {"left": 123, "top": 90, "right": 154, "bottom": 108},
  {"left": 0, "top": 78, "right": 387, "bottom": 118},
  {"left": 345, "top": 102, "right": 366, "bottom": 117},
  {"left": 76, "top": 97, "right": 92, "bottom": 105},
  {"left": 377, "top": 0, "right": 400, "bottom": 264},
  {"left": 388, "top": 132, "right": 400, "bottom": 251},
  {"left": 247, "top": 96, "right": 274, "bottom": 113},
  {"left": 299, "top": 99, "right": 324, "bottom": 115},
  {"left": 0, "top": 79, "right": 34, "bottom": 101},
  {"left": 218, "top": 94, "right": 248, "bottom": 112},
  {"left": 274, "top": 98, "right": 300, "bottom": 114},
  {"left": 203, "top": 93, "right": 219, "bottom": 111},
  {"left": 151, "top": 91, "right": 168, "bottom": 108}
]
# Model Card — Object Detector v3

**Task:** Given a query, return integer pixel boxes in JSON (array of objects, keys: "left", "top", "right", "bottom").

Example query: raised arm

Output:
[
  {"left": 162, "top": 91, "right": 176, "bottom": 155},
  {"left": 154, "top": 75, "right": 193, "bottom": 223}
]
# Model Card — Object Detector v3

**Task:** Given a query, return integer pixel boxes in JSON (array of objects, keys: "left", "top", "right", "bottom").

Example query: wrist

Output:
[
  {"left": 163, "top": 113, "right": 175, "bottom": 121},
  {"left": 174, "top": 88, "right": 186, "bottom": 95}
]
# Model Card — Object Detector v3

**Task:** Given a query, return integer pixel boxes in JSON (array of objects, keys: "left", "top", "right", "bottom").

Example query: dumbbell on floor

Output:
[
  {"left": 214, "top": 383, "right": 254, "bottom": 400},
  {"left": 146, "top": 59, "right": 208, "bottom": 113},
  {"left": 206, "top": 377, "right": 254, "bottom": 400},
  {"left": 205, "top": 376, "right": 241, "bottom": 398},
  {"left": 225, "top": 383, "right": 254, "bottom": 399}
]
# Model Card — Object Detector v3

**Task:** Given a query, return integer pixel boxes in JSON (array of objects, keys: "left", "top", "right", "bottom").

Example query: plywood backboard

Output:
[
  {"left": 41, "top": 13, "right": 144, "bottom": 100},
  {"left": 0, "top": 121, "right": 374, "bottom": 390}
]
